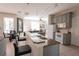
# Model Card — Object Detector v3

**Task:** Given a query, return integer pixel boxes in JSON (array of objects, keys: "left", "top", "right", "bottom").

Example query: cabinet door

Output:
[
  {"left": 48, "top": 15, "right": 51, "bottom": 24},
  {"left": 58, "top": 16, "right": 62, "bottom": 23},
  {"left": 50, "top": 16, "right": 53, "bottom": 24},
  {"left": 56, "top": 16, "right": 59, "bottom": 23},
  {"left": 62, "top": 14, "right": 67, "bottom": 23},
  {"left": 53, "top": 17, "right": 56, "bottom": 23},
  {"left": 55, "top": 17, "right": 58, "bottom": 23},
  {"left": 66, "top": 13, "right": 69, "bottom": 28},
  {"left": 49, "top": 15, "right": 55, "bottom": 24},
  {"left": 66, "top": 12, "right": 72, "bottom": 28},
  {"left": 54, "top": 16, "right": 62, "bottom": 24},
  {"left": 56, "top": 17, "right": 58, "bottom": 23},
  {"left": 49, "top": 15, "right": 53, "bottom": 24}
]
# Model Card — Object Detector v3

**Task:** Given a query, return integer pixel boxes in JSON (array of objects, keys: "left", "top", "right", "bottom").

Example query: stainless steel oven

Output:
[{"left": 55, "top": 32, "right": 63, "bottom": 43}]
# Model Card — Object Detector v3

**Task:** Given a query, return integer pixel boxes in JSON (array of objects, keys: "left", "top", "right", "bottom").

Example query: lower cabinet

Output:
[
  {"left": 63, "top": 32, "right": 71, "bottom": 45},
  {"left": 55, "top": 32, "right": 71, "bottom": 45},
  {"left": 0, "top": 39, "right": 5, "bottom": 56},
  {"left": 0, "top": 39, "right": 8, "bottom": 56},
  {"left": 43, "top": 44, "right": 60, "bottom": 56}
]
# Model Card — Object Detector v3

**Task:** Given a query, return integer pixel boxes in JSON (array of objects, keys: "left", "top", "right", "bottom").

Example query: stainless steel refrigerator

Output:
[{"left": 46, "top": 24, "right": 57, "bottom": 40}]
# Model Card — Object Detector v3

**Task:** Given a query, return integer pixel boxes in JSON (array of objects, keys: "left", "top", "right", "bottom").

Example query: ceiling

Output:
[{"left": 0, "top": 3, "right": 78, "bottom": 18}]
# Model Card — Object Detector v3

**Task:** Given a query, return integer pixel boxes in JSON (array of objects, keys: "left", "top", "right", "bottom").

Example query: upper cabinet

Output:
[
  {"left": 48, "top": 12, "right": 73, "bottom": 29},
  {"left": 66, "top": 12, "right": 72, "bottom": 28}
]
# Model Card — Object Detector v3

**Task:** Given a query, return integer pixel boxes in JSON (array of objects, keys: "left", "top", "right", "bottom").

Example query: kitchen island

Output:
[{"left": 25, "top": 32, "right": 60, "bottom": 56}]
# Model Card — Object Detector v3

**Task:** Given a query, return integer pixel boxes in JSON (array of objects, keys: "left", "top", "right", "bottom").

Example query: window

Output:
[
  {"left": 31, "top": 21, "right": 40, "bottom": 31},
  {"left": 4, "top": 17, "right": 14, "bottom": 33}
]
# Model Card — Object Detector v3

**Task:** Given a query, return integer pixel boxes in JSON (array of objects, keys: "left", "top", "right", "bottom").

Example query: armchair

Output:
[
  {"left": 13, "top": 39, "right": 31, "bottom": 56},
  {"left": 18, "top": 32, "right": 26, "bottom": 41}
]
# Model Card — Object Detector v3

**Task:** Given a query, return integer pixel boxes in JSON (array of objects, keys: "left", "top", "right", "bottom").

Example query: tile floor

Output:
[{"left": 60, "top": 44, "right": 79, "bottom": 56}]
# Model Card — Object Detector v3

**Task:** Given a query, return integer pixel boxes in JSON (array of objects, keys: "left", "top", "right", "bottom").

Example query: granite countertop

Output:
[
  {"left": 44, "top": 39, "right": 60, "bottom": 47},
  {"left": 26, "top": 32, "right": 60, "bottom": 47}
]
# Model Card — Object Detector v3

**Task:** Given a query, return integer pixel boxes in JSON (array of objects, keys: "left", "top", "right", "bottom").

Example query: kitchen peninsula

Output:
[{"left": 25, "top": 32, "right": 60, "bottom": 56}]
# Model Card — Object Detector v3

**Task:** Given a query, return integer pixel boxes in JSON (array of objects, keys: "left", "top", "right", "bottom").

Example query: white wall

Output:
[{"left": 71, "top": 7, "right": 79, "bottom": 46}]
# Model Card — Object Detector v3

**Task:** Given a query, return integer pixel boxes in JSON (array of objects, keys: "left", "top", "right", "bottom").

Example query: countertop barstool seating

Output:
[
  {"left": 9, "top": 30, "right": 16, "bottom": 42},
  {"left": 3, "top": 32, "right": 10, "bottom": 38},
  {"left": 13, "top": 39, "right": 32, "bottom": 56}
]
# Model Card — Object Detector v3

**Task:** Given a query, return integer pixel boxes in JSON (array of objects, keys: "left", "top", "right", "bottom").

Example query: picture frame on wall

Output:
[{"left": 17, "top": 18, "right": 23, "bottom": 32}]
